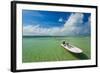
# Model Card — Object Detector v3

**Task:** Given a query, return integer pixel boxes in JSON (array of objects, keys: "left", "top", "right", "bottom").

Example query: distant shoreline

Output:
[{"left": 23, "top": 35, "right": 90, "bottom": 38}]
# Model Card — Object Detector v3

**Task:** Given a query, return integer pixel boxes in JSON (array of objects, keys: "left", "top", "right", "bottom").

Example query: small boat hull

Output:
[{"left": 61, "top": 44, "right": 83, "bottom": 53}]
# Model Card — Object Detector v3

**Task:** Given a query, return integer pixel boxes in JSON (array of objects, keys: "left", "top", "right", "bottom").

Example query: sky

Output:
[{"left": 22, "top": 10, "right": 91, "bottom": 36}]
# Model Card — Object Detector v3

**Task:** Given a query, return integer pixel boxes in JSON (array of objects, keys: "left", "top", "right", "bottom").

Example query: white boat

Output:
[{"left": 61, "top": 43, "right": 83, "bottom": 53}]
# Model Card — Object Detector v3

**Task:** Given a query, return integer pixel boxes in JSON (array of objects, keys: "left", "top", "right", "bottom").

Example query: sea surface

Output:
[{"left": 22, "top": 36, "right": 91, "bottom": 63}]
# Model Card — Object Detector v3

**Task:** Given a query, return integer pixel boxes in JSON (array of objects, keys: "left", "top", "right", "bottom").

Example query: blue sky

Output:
[{"left": 22, "top": 10, "right": 91, "bottom": 36}]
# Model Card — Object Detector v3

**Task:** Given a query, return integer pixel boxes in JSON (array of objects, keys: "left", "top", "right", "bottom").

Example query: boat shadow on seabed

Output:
[{"left": 70, "top": 52, "right": 89, "bottom": 60}]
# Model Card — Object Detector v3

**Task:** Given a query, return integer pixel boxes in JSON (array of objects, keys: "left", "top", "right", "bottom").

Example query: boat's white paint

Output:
[{"left": 61, "top": 44, "right": 83, "bottom": 53}]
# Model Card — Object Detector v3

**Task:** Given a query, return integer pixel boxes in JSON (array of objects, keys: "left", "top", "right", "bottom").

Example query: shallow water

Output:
[{"left": 22, "top": 36, "right": 90, "bottom": 63}]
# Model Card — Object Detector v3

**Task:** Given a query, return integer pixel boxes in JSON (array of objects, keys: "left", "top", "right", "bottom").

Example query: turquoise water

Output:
[{"left": 22, "top": 36, "right": 91, "bottom": 63}]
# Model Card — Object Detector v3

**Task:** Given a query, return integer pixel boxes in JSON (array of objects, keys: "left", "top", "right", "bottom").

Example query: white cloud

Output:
[
  {"left": 58, "top": 18, "right": 63, "bottom": 22},
  {"left": 59, "top": 13, "right": 83, "bottom": 35},
  {"left": 23, "top": 25, "right": 60, "bottom": 36},
  {"left": 23, "top": 13, "right": 90, "bottom": 36}
]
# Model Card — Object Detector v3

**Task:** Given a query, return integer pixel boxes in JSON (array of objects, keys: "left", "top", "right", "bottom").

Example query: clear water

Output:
[{"left": 22, "top": 36, "right": 90, "bottom": 63}]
